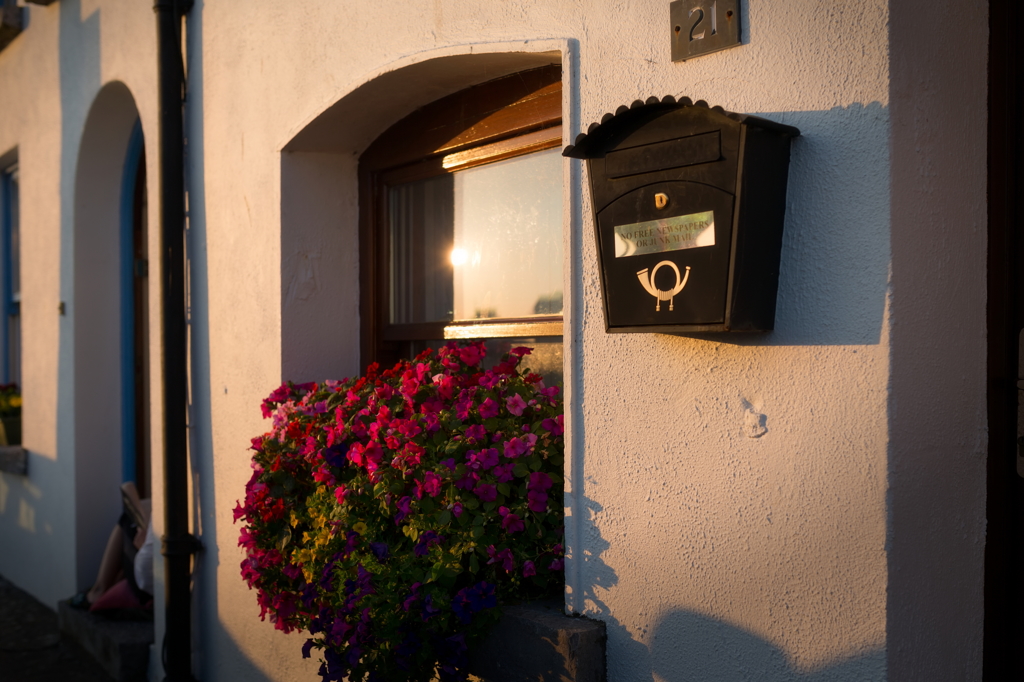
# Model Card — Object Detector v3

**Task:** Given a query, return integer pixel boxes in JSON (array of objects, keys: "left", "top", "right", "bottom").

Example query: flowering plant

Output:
[
  {"left": 0, "top": 383, "right": 21, "bottom": 417},
  {"left": 235, "top": 342, "right": 565, "bottom": 681}
]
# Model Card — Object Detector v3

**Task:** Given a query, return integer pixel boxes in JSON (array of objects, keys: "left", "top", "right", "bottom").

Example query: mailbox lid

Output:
[{"left": 597, "top": 181, "right": 735, "bottom": 329}]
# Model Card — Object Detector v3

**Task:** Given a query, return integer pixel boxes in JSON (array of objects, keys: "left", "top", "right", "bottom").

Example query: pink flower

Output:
[
  {"left": 523, "top": 561, "right": 536, "bottom": 577},
  {"left": 549, "top": 558, "right": 564, "bottom": 571},
  {"left": 451, "top": 502, "right": 464, "bottom": 517},
  {"left": 505, "top": 394, "right": 527, "bottom": 416},
  {"left": 479, "top": 398, "right": 500, "bottom": 419},
  {"left": 503, "top": 437, "right": 529, "bottom": 459},
  {"left": 334, "top": 485, "right": 348, "bottom": 505}
]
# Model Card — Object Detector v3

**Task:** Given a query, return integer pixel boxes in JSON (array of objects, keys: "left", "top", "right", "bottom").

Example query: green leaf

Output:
[
  {"left": 513, "top": 462, "right": 530, "bottom": 478},
  {"left": 497, "top": 483, "right": 510, "bottom": 497},
  {"left": 483, "top": 501, "right": 496, "bottom": 513},
  {"left": 469, "top": 554, "right": 480, "bottom": 573},
  {"left": 471, "top": 525, "right": 484, "bottom": 539},
  {"left": 437, "top": 510, "right": 452, "bottom": 526},
  {"left": 464, "top": 496, "right": 480, "bottom": 510},
  {"left": 529, "top": 457, "right": 542, "bottom": 472}
]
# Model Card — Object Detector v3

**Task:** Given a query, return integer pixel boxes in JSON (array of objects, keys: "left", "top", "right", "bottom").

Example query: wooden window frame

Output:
[{"left": 359, "top": 65, "right": 563, "bottom": 369}]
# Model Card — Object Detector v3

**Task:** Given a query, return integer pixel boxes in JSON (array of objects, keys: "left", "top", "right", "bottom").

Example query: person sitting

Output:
[{"left": 70, "top": 481, "right": 155, "bottom": 612}]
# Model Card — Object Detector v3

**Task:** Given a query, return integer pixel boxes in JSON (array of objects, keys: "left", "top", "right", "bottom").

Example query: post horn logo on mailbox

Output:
[{"left": 636, "top": 261, "right": 691, "bottom": 311}]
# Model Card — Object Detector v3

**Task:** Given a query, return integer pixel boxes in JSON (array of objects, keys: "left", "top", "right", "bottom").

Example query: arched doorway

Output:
[{"left": 72, "top": 82, "right": 150, "bottom": 588}]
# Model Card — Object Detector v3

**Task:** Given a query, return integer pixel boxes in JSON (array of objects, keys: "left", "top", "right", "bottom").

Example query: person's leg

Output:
[{"left": 86, "top": 524, "right": 124, "bottom": 604}]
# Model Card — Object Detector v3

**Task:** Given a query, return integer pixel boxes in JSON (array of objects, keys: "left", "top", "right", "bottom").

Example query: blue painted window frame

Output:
[
  {"left": 0, "top": 162, "right": 18, "bottom": 387},
  {"left": 121, "top": 121, "right": 144, "bottom": 485}
]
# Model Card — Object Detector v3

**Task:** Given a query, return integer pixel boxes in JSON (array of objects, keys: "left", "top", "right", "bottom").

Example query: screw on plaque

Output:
[{"left": 655, "top": 193, "right": 669, "bottom": 209}]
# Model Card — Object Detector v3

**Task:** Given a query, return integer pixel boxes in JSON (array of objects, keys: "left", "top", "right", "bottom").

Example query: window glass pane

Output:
[
  {"left": 388, "top": 174, "right": 454, "bottom": 324},
  {"left": 452, "top": 148, "right": 563, "bottom": 320}
]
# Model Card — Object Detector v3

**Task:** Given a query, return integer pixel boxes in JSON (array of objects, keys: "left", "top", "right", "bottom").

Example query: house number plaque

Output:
[{"left": 671, "top": 0, "right": 742, "bottom": 62}]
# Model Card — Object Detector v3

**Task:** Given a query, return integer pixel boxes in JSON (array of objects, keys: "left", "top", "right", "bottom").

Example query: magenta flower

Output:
[
  {"left": 486, "top": 545, "right": 516, "bottom": 572},
  {"left": 479, "top": 397, "right": 500, "bottom": 419},
  {"left": 423, "top": 471, "right": 442, "bottom": 497},
  {"left": 451, "top": 501, "right": 464, "bottom": 517},
  {"left": 465, "top": 424, "right": 487, "bottom": 442},
  {"left": 469, "top": 448, "right": 499, "bottom": 470},
  {"left": 523, "top": 561, "right": 536, "bottom": 577},
  {"left": 541, "top": 416, "right": 564, "bottom": 436},
  {"left": 458, "top": 344, "right": 484, "bottom": 366},
  {"left": 492, "top": 463, "right": 514, "bottom": 483},
  {"left": 549, "top": 558, "right": 564, "bottom": 571},
  {"left": 505, "top": 394, "right": 528, "bottom": 416},
  {"left": 501, "top": 512, "right": 524, "bottom": 534}
]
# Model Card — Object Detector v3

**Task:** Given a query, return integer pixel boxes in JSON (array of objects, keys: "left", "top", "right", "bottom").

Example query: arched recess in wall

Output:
[
  {"left": 279, "top": 48, "right": 562, "bottom": 383},
  {"left": 72, "top": 81, "right": 150, "bottom": 589}
]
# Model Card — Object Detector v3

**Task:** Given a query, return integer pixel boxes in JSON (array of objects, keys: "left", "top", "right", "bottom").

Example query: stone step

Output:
[
  {"left": 467, "top": 601, "right": 607, "bottom": 682},
  {"left": 57, "top": 601, "right": 153, "bottom": 682}
]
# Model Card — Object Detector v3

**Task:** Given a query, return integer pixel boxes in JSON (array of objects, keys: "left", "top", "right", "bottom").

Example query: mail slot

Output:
[{"left": 563, "top": 96, "right": 800, "bottom": 333}]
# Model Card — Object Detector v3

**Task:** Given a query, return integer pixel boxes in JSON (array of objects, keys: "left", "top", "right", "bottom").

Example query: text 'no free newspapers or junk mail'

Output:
[{"left": 613, "top": 210, "right": 715, "bottom": 258}]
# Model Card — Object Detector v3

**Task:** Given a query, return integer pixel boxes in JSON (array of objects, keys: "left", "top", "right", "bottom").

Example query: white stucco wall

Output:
[
  {"left": 0, "top": 1, "right": 989, "bottom": 681},
  {"left": 0, "top": 0, "right": 161, "bottom": 609}
]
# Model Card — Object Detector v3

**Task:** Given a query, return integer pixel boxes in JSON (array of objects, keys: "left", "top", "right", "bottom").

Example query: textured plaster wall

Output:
[{"left": 0, "top": 0, "right": 161, "bottom": 609}]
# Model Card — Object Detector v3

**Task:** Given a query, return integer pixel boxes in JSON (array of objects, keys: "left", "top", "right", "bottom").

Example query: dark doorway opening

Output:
[{"left": 984, "top": 0, "right": 1024, "bottom": 677}]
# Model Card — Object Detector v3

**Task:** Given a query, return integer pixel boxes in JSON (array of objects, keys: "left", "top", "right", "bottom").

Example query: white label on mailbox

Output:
[{"left": 613, "top": 210, "right": 715, "bottom": 258}]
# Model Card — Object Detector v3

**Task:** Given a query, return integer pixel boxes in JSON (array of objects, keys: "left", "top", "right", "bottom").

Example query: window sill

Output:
[{"left": 444, "top": 319, "right": 562, "bottom": 340}]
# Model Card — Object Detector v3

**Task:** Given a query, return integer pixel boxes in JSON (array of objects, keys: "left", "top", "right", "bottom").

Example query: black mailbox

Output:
[{"left": 563, "top": 97, "right": 799, "bottom": 333}]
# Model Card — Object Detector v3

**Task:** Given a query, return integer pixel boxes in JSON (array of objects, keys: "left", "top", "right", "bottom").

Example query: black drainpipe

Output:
[{"left": 155, "top": 1, "right": 197, "bottom": 680}]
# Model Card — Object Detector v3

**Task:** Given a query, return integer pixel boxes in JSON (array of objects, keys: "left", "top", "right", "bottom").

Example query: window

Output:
[
  {"left": 1, "top": 163, "right": 20, "bottom": 389},
  {"left": 359, "top": 65, "right": 564, "bottom": 380}
]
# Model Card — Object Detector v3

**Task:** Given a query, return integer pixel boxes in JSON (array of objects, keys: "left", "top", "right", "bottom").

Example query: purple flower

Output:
[
  {"left": 414, "top": 531, "right": 442, "bottom": 557},
  {"left": 549, "top": 558, "right": 564, "bottom": 571},
  {"left": 302, "top": 638, "right": 315, "bottom": 659},
  {"left": 474, "top": 482, "right": 497, "bottom": 502},
  {"left": 395, "top": 496, "right": 413, "bottom": 524},
  {"left": 523, "top": 561, "right": 536, "bottom": 577},
  {"left": 370, "top": 542, "right": 389, "bottom": 560},
  {"left": 322, "top": 442, "right": 349, "bottom": 468},
  {"left": 492, "top": 463, "right": 514, "bottom": 483},
  {"left": 402, "top": 583, "right": 421, "bottom": 612},
  {"left": 451, "top": 502, "right": 464, "bottom": 518},
  {"left": 527, "top": 490, "right": 549, "bottom": 513}
]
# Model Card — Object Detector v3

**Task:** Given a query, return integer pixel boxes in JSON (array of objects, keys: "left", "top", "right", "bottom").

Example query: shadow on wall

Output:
[
  {"left": 677, "top": 102, "right": 890, "bottom": 348},
  {"left": 576, "top": 498, "right": 884, "bottom": 682}
]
